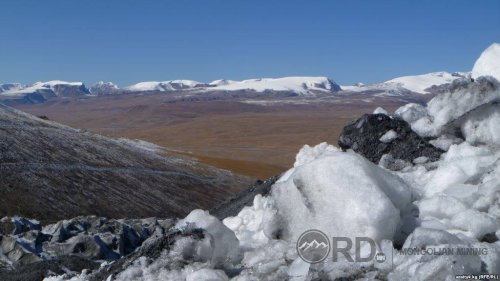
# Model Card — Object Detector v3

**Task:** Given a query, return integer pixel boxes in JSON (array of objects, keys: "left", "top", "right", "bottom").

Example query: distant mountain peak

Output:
[{"left": 90, "top": 81, "right": 120, "bottom": 95}]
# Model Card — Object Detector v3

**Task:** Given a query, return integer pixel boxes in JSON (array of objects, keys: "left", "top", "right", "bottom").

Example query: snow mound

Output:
[{"left": 472, "top": 43, "right": 500, "bottom": 82}]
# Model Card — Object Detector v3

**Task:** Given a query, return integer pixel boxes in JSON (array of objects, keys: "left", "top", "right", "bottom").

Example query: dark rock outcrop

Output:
[{"left": 338, "top": 113, "right": 444, "bottom": 166}]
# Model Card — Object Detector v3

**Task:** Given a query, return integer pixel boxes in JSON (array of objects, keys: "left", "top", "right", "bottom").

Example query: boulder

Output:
[{"left": 338, "top": 113, "right": 444, "bottom": 166}]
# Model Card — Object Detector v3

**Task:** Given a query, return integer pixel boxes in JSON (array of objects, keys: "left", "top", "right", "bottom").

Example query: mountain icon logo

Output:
[{"left": 296, "top": 230, "right": 330, "bottom": 263}]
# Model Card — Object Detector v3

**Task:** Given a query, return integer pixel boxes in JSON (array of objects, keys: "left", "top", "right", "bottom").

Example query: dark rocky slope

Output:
[{"left": 0, "top": 104, "right": 251, "bottom": 220}]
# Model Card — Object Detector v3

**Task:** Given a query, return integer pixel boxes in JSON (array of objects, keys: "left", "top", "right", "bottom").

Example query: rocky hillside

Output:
[{"left": 0, "top": 104, "right": 251, "bottom": 220}]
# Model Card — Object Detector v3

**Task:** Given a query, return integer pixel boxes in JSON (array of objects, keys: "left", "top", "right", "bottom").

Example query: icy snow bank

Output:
[{"left": 472, "top": 43, "right": 500, "bottom": 82}]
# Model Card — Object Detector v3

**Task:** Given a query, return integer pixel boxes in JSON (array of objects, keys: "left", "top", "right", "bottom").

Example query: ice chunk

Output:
[
  {"left": 223, "top": 195, "right": 279, "bottom": 250},
  {"left": 379, "top": 129, "right": 398, "bottom": 143},
  {"left": 429, "top": 134, "right": 463, "bottom": 151},
  {"left": 394, "top": 103, "right": 428, "bottom": 123},
  {"left": 271, "top": 148, "right": 413, "bottom": 245},
  {"left": 402, "top": 228, "right": 463, "bottom": 249},
  {"left": 451, "top": 209, "right": 499, "bottom": 239},
  {"left": 176, "top": 209, "right": 242, "bottom": 266},
  {"left": 472, "top": 43, "right": 500, "bottom": 82},
  {"left": 423, "top": 143, "right": 497, "bottom": 197},
  {"left": 474, "top": 242, "right": 500, "bottom": 274},
  {"left": 186, "top": 268, "right": 229, "bottom": 281},
  {"left": 460, "top": 103, "right": 500, "bottom": 147},
  {"left": 417, "top": 195, "right": 468, "bottom": 220},
  {"left": 412, "top": 156, "right": 428, "bottom": 164},
  {"left": 287, "top": 258, "right": 310, "bottom": 281}
]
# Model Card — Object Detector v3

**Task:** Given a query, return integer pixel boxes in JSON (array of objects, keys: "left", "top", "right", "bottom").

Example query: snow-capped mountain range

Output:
[
  {"left": 1, "top": 43, "right": 498, "bottom": 103},
  {"left": 0, "top": 73, "right": 465, "bottom": 102}
]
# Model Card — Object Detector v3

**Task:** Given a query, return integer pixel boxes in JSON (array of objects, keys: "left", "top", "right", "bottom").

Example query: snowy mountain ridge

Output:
[
  {"left": 123, "top": 80, "right": 208, "bottom": 92},
  {"left": 1, "top": 72, "right": 464, "bottom": 99},
  {"left": 205, "top": 76, "right": 341, "bottom": 95},
  {"left": 0, "top": 80, "right": 89, "bottom": 97},
  {"left": 1, "top": 43, "right": 498, "bottom": 101},
  {"left": 342, "top": 71, "right": 470, "bottom": 95}
]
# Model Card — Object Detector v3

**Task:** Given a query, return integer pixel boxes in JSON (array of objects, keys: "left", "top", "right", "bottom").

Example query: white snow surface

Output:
[{"left": 472, "top": 43, "right": 500, "bottom": 82}]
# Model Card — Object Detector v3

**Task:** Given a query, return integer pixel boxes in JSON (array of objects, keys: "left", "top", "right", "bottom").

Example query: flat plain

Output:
[{"left": 16, "top": 93, "right": 418, "bottom": 179}]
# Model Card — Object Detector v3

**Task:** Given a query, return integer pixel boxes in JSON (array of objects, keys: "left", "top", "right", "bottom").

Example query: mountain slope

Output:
[
  {"left": 205, "top": 76, "right": 341, "bottom": 95},
  {"left": 0, "top": 104, "right": 250, "bottom": 220},
  {"left": 342, "top": 71, "right": 469, "bottom": 95},
  {"left": 89, "top": 81, "right": 120, "bottom": 95},
  {"left": 0, "top": 81, "right": 89, "bottom": 97}
]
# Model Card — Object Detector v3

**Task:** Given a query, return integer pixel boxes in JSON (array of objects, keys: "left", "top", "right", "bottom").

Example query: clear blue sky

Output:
[{"left": 1, "top": 0, "right": 499, "bottom": 86}]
